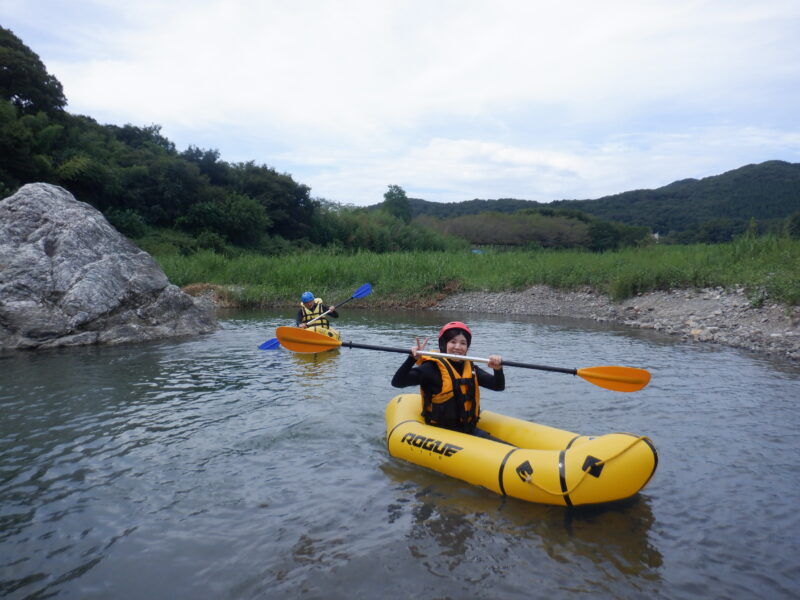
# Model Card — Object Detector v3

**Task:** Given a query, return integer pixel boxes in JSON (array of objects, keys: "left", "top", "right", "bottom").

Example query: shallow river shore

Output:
[
  {"left": 432, "top": 286, "right": 800, "bottom": 362},
  {"left": 191, "top": 283, "right": 800, "bottom": 362}
]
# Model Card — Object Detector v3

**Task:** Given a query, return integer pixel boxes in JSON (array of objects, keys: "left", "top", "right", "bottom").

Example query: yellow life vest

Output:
[
  {"left": 299, "top": 298, "right": 329, "bottom": 328},
  {"left": 416, "top": 355, "right": 480, "bottom": 431}
]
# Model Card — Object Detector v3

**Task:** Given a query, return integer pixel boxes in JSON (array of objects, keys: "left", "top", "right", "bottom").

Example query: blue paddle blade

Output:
[
  {"left": 258, "top": 337, "right": 281, "bottom": 350},
  {"left": 352, "top": 283, "right": 372, "bottom": 299}
]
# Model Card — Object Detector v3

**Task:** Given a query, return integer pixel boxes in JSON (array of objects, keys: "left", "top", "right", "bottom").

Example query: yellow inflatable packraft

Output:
[{"left": 385, "top": 393, "right": 657, "bottom": 506}]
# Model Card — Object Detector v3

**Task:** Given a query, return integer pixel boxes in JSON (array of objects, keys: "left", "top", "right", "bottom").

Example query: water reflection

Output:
[
  {"left": 555, "top": 499, "right": 662, "bottom": 570},
  {"left": 289, "top": 349, "right": 340, "bottom": 368},
  {"left": 380, "top": 460, "right": 663, "bottom": 588}
]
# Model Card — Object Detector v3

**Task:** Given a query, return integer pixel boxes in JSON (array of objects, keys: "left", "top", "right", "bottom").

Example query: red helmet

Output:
[{"left": 438, "top": 321, "right": 472, "bottom": 351}]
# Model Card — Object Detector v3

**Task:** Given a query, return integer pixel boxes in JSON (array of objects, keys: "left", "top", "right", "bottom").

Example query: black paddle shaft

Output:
[
  {"left": 502, "top": 359, "right": 577, "bottom": 375},
  {"left": 342, "top": 341, "right": 411, "bottom": 354},
  {"left": 340, "top": 341, "right": 578, "bottom": 375}
]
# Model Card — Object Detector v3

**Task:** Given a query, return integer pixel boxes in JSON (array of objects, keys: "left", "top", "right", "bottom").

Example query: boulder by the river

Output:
[{"left": 0, "top": 183, "right": 218, "bottom": 350}]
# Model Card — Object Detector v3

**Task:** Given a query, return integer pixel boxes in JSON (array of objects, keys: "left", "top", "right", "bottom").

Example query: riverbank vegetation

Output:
[{"left": 156, "top": 234, "right": 800, "bottom": 308}]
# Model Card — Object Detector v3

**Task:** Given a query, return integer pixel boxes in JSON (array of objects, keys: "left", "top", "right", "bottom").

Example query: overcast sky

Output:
[{"left": 4, "top": 0, "right": 800, "bottom": 206}]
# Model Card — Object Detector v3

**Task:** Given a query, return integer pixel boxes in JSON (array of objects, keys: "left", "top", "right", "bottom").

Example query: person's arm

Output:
[
  {"left": 321, "top": 304, "right": 338, "bottom": 318},
  {"left": 475, "top": 362, "right": 505, "bottom": 391},
  {"left": 391, "top": 357, "right": 440, "bottom": 389},
  {"left": 391, "top": 355, "right": 419, "bottom": 387},
  {"left": 392, "top": 337, "right": 436, "bottom": 388},
  {"left": 295, "top": 309, "right": 303, "bottom": 326}
]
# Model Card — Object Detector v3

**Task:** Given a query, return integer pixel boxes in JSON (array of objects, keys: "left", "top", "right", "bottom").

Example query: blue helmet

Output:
[{"left": 301, "top": 291, "right": 314, "bottom": 303}]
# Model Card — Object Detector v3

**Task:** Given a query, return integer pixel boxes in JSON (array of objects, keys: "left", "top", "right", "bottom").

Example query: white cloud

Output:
[{"left": 4, "top": 0, "right": 800, "bottom": 205}]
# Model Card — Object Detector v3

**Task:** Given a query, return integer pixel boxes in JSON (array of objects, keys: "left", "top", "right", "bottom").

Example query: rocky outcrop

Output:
[
  {"left": 0, "top": 183, "right": 218, "bottom": 350},
  {"left": 433, "top": 285, "right": 800, "bottom": 361}
]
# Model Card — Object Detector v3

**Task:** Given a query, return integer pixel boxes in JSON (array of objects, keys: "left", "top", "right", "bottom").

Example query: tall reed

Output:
[{"left": 155, "top": 236, "right": 800, "bottom": 307}]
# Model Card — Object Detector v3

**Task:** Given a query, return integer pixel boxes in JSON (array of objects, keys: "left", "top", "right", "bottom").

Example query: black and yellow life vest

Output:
[
  {"left": 299, "top": 298, "right": 329, "bottom": 328},
  {"left": 417, "top": 355, "right": 480, "bottom": 432}
]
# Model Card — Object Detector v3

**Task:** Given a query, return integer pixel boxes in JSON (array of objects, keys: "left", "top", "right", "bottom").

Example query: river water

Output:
[{"left": 1, "top": 309, "right": 799, "bottom": 599}]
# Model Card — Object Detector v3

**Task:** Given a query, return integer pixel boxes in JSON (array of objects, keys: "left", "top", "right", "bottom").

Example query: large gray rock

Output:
[{"left": 0, "top": 183, "right": 218, "bottom": 350}]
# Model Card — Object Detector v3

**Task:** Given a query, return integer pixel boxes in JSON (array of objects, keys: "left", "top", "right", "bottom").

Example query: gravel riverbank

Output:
[{"left": 432, "top": 286, "right": 800, "bottom": 362}]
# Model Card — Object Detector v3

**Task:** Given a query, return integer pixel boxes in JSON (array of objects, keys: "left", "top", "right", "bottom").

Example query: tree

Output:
[
  {"left": 232, "top": 161, "right": 316, "bottom": 240},
  {"left": 0, "top": 100, "right": 53, "bottom": 188},
  {"left": 0, "top": 27, "right": 66, "bottom": 115},
  {"left": 110, "top": 123, "right": 175, "bottom": 153},
  {"left": 181, "top": 145, "right": 233, "bottom": 186},
  {"left": 135, "top": 156, "right": 208, "bottom": 226},
  {"left": 177, "top": 190, "right": 271, "bottom": 247},
  {"left": 382, "top": 184, "right": 412, "bottom": 224},
  {"left": 587, "top": 221, "right": 624, "bottom": 251}
]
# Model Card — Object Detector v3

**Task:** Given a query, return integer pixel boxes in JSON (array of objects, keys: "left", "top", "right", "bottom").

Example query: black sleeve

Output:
[
  {"left": 474, "top": 364, "right": 505, "bottom": 391},
  {"left": 295, "top": 310, "right": 303, "bottom": 325},
  {"left": 391, "top": 356, "right": 441, "bottom": 390}
]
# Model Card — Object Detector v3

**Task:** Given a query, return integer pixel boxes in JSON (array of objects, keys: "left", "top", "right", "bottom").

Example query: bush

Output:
[
  {"left": 196, "top": 230, "right": 229, "bottom": 253},
  {"left": 105, "top": 208, "right": 148, "bottom": 238}
]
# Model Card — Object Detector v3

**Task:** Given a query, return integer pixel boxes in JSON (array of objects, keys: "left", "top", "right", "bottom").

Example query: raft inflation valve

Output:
[
  {"left": 516, "top": 460, "right": 534, "bottom": 482},
  {"left": 582, "top": 455, "right": 605, "bottom": 478}
]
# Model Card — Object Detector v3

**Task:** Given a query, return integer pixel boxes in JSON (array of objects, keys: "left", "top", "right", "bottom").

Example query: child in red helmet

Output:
[{"left": 391, "top": 321, "right": 504, "bottom": 435}]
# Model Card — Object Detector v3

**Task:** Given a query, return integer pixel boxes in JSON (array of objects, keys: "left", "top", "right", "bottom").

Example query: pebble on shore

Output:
[{"left": 432, "top": 285, "right": 800, "bottom": 362}]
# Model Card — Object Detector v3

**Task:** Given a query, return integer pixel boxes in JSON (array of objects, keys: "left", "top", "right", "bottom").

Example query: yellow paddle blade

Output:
[
  {"left": 576, "top": 366, "right": 651, "bottom": 392},
  {"left": 275, "top": 326, "right": 343, "bottom": 353}
]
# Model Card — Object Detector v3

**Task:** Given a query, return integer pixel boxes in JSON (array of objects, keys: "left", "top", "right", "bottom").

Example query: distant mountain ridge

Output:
[{"left": 404, "top": 160, "right": 800, "bottom": 234}]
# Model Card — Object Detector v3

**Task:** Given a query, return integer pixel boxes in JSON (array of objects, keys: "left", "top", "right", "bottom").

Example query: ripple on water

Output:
[{"left": 1, "top": 311, "right": 799, "bottom": 599}]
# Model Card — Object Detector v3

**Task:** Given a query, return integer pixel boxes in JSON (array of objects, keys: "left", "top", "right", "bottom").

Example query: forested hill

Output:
[
  {"left": 406, "top": 160, "right": 800, "bottom": 235},
  {"left": 407, "top": 197, "right": 547, "bottom": 219},
  {"left": 552, "top": 160, "right": 800, "bottom": 234}
]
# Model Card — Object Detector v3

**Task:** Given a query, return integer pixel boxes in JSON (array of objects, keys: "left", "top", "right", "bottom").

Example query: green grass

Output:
[{"left": 153, "top": 236, "right": 800, "bottom": 308}]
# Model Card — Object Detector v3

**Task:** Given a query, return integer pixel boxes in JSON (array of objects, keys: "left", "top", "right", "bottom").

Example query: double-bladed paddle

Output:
[
  {"left": 258, "top": 283, "right": 373, "bottom": 350},
  {"left": 275, "top": 326, "right": 651, "bottom": 392}
]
